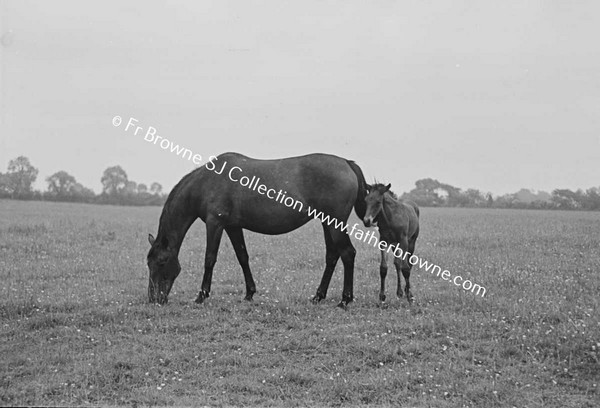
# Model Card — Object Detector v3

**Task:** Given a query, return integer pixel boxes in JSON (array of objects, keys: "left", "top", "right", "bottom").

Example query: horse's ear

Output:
[
  {"left": 148, "top": 234, "right": 155, "bottom": 246},
  {"left": 385, "top": 183, "right": 391, "bottom": 191},
  {"left": 366, "top": 184, "right": 372, "bottom": 193}
]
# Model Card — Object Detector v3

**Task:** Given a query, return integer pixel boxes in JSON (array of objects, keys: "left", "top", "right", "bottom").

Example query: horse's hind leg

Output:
[
  {"left": 402, "top": 235, "right": 418, "bottom": 303},
  {"left": 314, "top": 225, "right": 356, "bottom": 308},
  {"left": 394, "top": 235, "right": 409, "bottom": 300},
  {"left": 393, "top": 254, "right": 404, "bottom": 299},
  {"left": 196, "top": 218, "right": 224, "bottom": 304},
  {"left": 379, "top": 248, "right": 388, "bottom": 302},
  {"left": 226, "top": 227, "right": 256, "bottom": 301},
  {"left": 313, "top": 225, "right": 340, "bottom": 303},
  {"left": 332, "top": 227, "right": 356, "bottom": 309}
]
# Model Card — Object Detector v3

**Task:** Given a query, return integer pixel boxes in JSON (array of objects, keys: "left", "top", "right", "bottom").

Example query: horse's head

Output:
[
  {"left": 363, "top": 183, "right": 391, "bottom": 227},
  {"left": 147, "top": 234, "right": 181, "bottom": 304}
]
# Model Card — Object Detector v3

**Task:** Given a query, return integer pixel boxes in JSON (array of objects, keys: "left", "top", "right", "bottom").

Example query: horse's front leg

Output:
[
  {"left": 379, "top": 248, "right": 388, "bottom": 302},
  {"left": 225, "top": 227, "right": 256, "bottom": 301},
  {"left": 195, "top": 218, "right": 224, "bottom": 304}
]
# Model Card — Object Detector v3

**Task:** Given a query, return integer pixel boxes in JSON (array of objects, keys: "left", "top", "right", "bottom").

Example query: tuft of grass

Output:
[{"left": 6, "top": 223, "right": 48, "bottom": 235}]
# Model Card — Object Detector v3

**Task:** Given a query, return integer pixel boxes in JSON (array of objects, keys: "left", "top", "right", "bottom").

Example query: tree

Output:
[
  {"left": 46, "top": 171, "right": 77, "bottom": 198},
  {"left": 402, "top": 178, "right": 466, "bottom": 207},
  {"left": 551, "top": 189, "right": 583, "bottom": 210},
  {"left": 137, "top": 183, "right": 148, "bottom": 194},
  {"left": 464, "top": 189, "right": 486, "bottom": 207},
  {"left": 150, "top": 182, "right": 163, "bottom": 195},
  {"left": 101, "top": 166, "right": 128, "bottom": 195},
  {"left": 582, "top": 187, "right": 600, "bottom": 210},
  {"left": 0, "top": 173, "right": 11, "bottom": 197},
  {"left": 71, "top": 183, "right": 95, "bottom": 201},
  {"left": 494, "top": 193, "right": 518, "bottom": 208},
  {"left": 402, "top": 178, "right": 443, "bottom": 206},
  {"left": 124, "top": 181, "right": 137, "bottom": 196},
  {"left": 443, "top": 184, "right": 469, "bottom": 207},
  {"left": 4, "top": 156, "right": 39, "bottom": 198}
]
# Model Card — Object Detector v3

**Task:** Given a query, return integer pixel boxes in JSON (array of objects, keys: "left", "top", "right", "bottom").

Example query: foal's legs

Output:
[
  {"left": 402, "top": 233, "right": 418, "bottom": 302},
  {"left": 195, "top": 217, "right": 224, "bottom": 303},
  {"left": 225, "top": 227, "right": 257, "bottom": 301},
  {"left": 378, "top": 230, "right": 392, "bottom": 302},
  {"left": 379, "top": 249, "right": 388, "bottom": 302},
  {"left": 394, "top": 235, "right": 409, "bottom": 300}
]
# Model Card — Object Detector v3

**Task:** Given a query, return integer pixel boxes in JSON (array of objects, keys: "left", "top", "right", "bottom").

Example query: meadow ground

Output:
[{"left": 0, "top": 199, "right": 598, "bottom": 407}]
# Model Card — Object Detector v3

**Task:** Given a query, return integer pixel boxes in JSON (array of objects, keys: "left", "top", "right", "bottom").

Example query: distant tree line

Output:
[
  {"left": 0, "top": 156, "right": 166, "bottom": 206},
  {"left": 1, "top": 156, "right": 598, "bottom": 210},
  {"left": 400, "top": 178, "right": 600, "bottom": 211}
]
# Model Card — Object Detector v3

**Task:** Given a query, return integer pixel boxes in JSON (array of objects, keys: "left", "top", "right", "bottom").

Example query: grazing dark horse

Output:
[
  {"left": 147, "top": 152, "right": 368, "bottom": 308},
  {"left": 363, "top": 183, "right": 419, "bottom": 303}
]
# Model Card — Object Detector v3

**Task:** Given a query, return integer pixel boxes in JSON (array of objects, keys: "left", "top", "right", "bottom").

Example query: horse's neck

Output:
[
  {"left": 383, "top": 193, "right": 405, "bottom": 224},
  {"left": 379, "top": 193, "right": 396, "bottom": 227},
  {"left": 158, "top": 193, "right": 197, "bottom": 251}
]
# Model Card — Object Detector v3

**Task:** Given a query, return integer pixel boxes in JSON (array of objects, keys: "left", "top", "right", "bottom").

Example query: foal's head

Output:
[
  {"left": 363, "top": 183, "right": 391, "bottom": 227},
  {"left": 147, "top": 234, "right": 181, "bottom": 304}
]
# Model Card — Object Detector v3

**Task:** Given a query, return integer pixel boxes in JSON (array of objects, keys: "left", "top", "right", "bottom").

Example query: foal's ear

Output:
[
  {"left": 366, "top": 184, "right": 372, "bottom": 193},
  {"left": 385, "top": 183, "right": 391, "bottom": 191},
  {"left": 148, "top": 234, "right": 156, "bottom": 246}
]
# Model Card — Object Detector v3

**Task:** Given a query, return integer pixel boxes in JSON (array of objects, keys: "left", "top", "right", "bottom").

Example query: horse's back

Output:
[
  {"left": 384, "top": 199, "right": 419, "bottom": 240},
  {"left": 402, "top": 200, "right": 420, "bottom": 219},
  {"left": 198, "top": 152, "right": 361, "bottom": 233},
  {"left": 401, "top": 200, "right": 420, "bottom": 239},
  {"left": 218, "top": 152, "right": 358, "bottom": 199}
]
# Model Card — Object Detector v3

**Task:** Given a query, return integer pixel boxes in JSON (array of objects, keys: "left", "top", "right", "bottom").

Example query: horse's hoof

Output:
[
  {"left": 244, "top": 288, "right": 256, "bottom": 301},
  {"left": 338, "top": 295, "right": 353, "bottom": 309},
  {"left": 311, "top": 294, "right": 324, "bottom": 304},
  {"left": 195, "top": 290, "right": 209, "bottom": 304},
  {"left": 379, "top": 294, "right": 387, "bottom": 302}
]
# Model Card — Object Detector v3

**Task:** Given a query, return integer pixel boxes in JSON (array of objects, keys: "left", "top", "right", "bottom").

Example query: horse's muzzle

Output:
[
  {"left": 363, "top": 217, "right": 377, "bottom": 228},
  {"left": 148, "top": 279, "right": 172, "bottom": 305}
]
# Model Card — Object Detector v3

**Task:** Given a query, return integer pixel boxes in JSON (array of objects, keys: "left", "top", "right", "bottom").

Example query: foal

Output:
[{"left": 363, "top": 183, "right": 420, "bottom": 303}]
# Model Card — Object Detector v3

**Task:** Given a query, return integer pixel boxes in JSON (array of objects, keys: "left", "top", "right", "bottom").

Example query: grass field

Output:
[{"left": 0, "top": 199, "right": 599, "bottom": 407}]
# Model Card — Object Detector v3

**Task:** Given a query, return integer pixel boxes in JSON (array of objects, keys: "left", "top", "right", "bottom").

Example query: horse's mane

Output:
[
  {"left": 371, "top": 181, "right": 398, "bottom": 200},
  {"left": 156, "top": 167, "right": 203, "bottom": 238},
  {"left": 163, "top": 168, "right": 200, "bottom": 210},
  {"left": 372, "top": 181, "right": 420, "bottom": 218}
]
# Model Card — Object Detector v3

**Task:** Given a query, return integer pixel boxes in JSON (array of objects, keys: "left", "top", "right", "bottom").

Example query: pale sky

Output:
[{"left": 1, "top": 0, "right": 599, "bottom": 196}]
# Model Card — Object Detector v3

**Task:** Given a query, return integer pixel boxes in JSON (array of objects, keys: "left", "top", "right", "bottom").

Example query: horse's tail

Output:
[
  {"left": 412, "top": 202, "right": 420, "bottom": 218},
  {"left": 346, "top": 160, "right": 368, "bottom": 220}
]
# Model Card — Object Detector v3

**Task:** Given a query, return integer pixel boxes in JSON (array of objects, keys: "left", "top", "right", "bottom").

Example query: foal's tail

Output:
[
  {"left": 414, "top": 205, "right": 420, "bottom": 218},
  {"left": 346, "top": 160, "right": 368, "bottom": 220}
]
